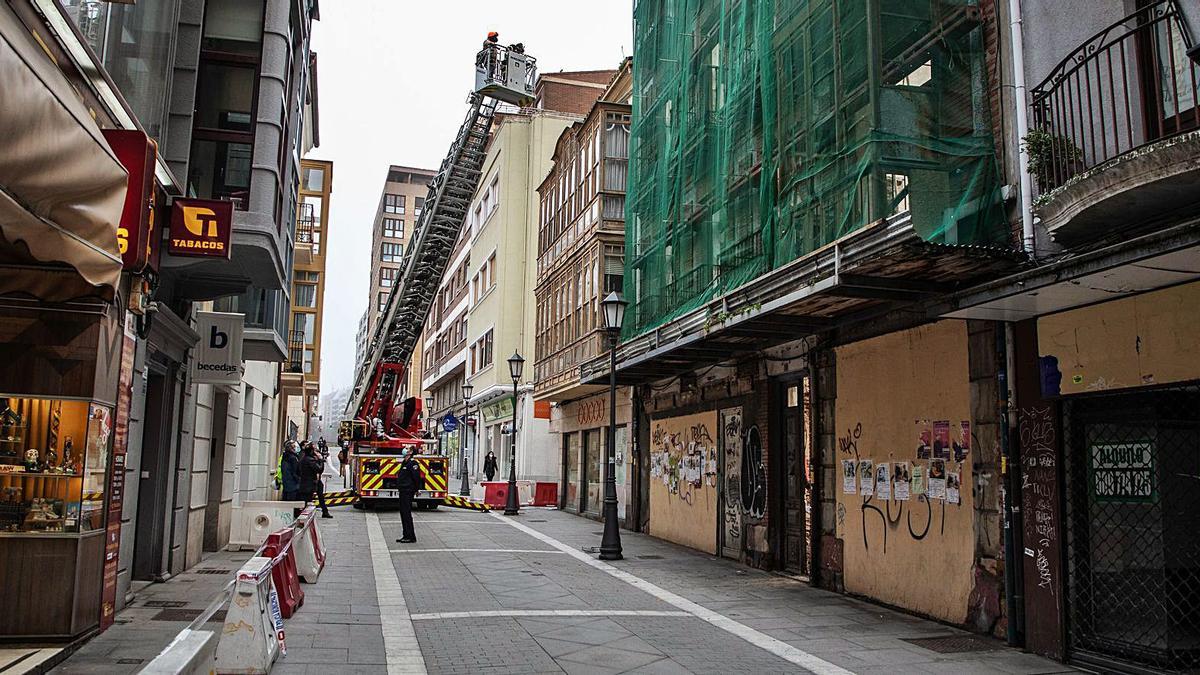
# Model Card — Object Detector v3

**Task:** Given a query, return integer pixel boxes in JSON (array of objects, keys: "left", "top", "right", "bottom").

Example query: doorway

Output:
[
  {"left": 772, "top": 375, "right": 813, "bottom": 576},
  {"left": 203, "top": 392, "right": 229, "bottom": 552},
  {"left": 133, "top": 361, "right": 177, "bottom": 581}
]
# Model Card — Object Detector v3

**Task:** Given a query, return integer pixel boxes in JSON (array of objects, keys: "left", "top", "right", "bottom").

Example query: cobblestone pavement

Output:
[{"left": 50, "top": 504, "right": 1078, "bottom": 674}]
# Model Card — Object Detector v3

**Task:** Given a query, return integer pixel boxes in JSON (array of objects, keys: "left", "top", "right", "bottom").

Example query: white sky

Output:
[{"left": 308, "top": 2, "right": 633, "bottom": 398}]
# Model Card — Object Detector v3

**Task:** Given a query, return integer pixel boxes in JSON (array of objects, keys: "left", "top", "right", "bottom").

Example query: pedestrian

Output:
[
  {"left": 395, "top": 446, "right": 422, "bottom": 544},
  {"left": 483, "top": 450, "right": 498, "bottom": 482},
  {"left": 300, "top": 441, "right": 332, "bottom": 518},
  {"left": 337, "top": 440, "right": 348, "bottom": 480},
  {"left": 278, "top": 440, "right": 302, "bottom": 501}
]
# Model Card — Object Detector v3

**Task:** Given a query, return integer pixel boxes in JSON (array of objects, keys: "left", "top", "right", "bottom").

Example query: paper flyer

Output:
[
  {"left": 946, "top": 471, "right": 962, "bottom": 504},
  {"left": 928, "top": 459, "right": 947, "bottom": 500},
  {"left": 875, "top": 462, "right": 891, "bottom": 500},
  {"left": 915, "top": 419, "right": 932, "bottom": 459},
  {"left": 956, "top": 420, "right": 971, "bottom": 462},
  {"left": 859, "top": 460, "right": 874, "bottom": 497},
  {"left": 892, "top": 462, "right": 910, "bottom": 501},
  {"left": 841, "top": 459, "right": 857, "bottom": 494},
  {"left": 911, "top": 462, "right": 927, "bottom": 496},
  {"left": 933, "top": 420, "right": 951, "bottom": 460}
]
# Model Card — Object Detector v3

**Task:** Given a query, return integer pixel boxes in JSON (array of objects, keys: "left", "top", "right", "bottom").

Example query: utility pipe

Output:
[{"left": 1008, "top": 0, "right": 1036, "bottom": 254}]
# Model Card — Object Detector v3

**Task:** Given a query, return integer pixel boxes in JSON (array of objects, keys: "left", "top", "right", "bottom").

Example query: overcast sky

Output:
[{"left": 309, "top": 2, "right": 633, "bottom": 398}]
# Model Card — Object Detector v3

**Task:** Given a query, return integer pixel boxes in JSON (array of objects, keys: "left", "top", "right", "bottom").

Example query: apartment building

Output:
[
  {"left": 420, "top": 71, "right": 616, "bottom": 491},
  {"left": 533, "top": 60, "right": 633, "bottom": 521},
  {"left": 281, "top": 158, "right": 333, "bottom": 443}
]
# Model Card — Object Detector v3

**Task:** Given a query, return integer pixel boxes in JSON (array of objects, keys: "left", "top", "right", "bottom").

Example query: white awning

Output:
[{"left": 0, "top": 2, "right": 126, "bottom": 296}]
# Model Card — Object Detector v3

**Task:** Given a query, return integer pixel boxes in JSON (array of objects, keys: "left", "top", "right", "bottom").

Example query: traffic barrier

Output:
[
  {"left": 228, "top": 500, "right": 305, "bottom": 550},
  {"left": 140, "top": 628, "right": 217, "bottom": 675},
  {"left": 261, "top": 529, "right": 304, "bottom": 618},
  {"left": 292, "top": 508, "right": 326, "bottom": 583},
  {"left": 442, "top": 494, "right": 491, "bottom": 511},
  {"left": 532, "top": 481, "right": 559, "bottom": 507},
  {"left": 214, "top": 557, "right": 280, "bottom": 674},
  {"left": 481, "top": 480, "right": 537, "bottom": 508},
  {"left": 325, "top": 491, "right": 360, "bottom": 506}
]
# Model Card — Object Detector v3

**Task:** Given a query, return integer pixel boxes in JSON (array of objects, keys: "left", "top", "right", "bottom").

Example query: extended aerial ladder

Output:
[{"left": 339, "top": 40, "right": 536, "bottom": 507}]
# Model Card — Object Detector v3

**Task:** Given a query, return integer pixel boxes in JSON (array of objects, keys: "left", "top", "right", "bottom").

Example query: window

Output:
[
  {"left": 383, "top": 217, "right": 403, "bottom": 238},
  {"left": 604, "top": 248, "right": 625, "bottom": 293},
  {"left": 381, "top": 242, "right": 403, "bottom": 262},
  {"left": 414, "top": 197, "right": 425, "bottom": 217},
  {"left": 378, "top": 292, "right": 388, "bottom": 312},
  {"left": 384, "top": 194, "right": 405, "bottom": 214},
  {"left": 302, "top": 166, "right": 325, "bottom": 192},
  {"left": 471, "top": 329, "right": 494, "bottom": 373},
  {"left": 485, "top": 252, "right": 496, "bottom": 290},
  {"left": 293, "top": 283, "right": 317, "bottom": 308},
  {"left": 380, "top": 267, "right": 398, "bottom": 288}
]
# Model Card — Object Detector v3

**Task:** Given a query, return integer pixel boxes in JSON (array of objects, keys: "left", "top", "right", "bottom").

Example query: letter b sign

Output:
[{"left": 210, "top": 325, "right": 228, "bottom": 349}]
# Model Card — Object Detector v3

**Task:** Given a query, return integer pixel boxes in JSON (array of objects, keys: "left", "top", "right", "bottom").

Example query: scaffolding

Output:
[{"left": 626, "top": 0, "right": 1007, "bottom": 337}]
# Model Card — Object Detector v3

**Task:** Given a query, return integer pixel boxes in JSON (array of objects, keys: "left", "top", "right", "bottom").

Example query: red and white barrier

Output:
[
  {"left": 292, "top": 507, "right": 326, "bottom": 583},
  {"left": 262, "top": 528, "right": 304, "bottom": 618},
  {"left": 214, "top": 557, "right": 280, "bottom": 674}
]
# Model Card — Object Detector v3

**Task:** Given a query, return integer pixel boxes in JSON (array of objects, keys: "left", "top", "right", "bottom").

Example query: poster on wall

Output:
[
  {"left": 859, "top": 460, "right": 874, "bottom": 497},
  {"left": 875, "top": 462, "right": 891, "bottom": 500},
  {"left": 841, "top": 459, "right": 857, "bottom": 494},
  {"left": 915, "top": 419, "right": 932, "bottom": 459},
  {"left": 892, "top": 462, "right": 910, "bottom": 501},
  {"left": 956, "top": 420, "right": 971, "bottom": 462},
  {"left": 911, "top": 462, "right": 927, "bottom": 496},
  {"left": 1090, "top": 442, "right": 1156, "bottom": 503},
  {"left": 933, "top": 421, "right": 951, "bottom": 460},
  {"left": 946, "top": 471, "right": 961, "bottom": 504},
  {"left": 928, "top": 459, "right": 947, "bottom": 500}
]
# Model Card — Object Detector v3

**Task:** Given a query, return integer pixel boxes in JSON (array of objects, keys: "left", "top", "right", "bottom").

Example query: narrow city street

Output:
[{"left": 55, "top": 503, "right": 1076, "bottom": 675}]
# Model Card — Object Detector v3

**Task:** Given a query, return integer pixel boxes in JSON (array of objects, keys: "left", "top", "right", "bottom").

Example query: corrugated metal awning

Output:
[{"left": 0, "top": 2, "right": 126, "bottom": 298}]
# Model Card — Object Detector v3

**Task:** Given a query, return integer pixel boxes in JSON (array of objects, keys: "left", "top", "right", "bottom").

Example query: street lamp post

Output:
[
  {"left": 599, "top": 292, "right": 627, "bottom": 560},
  {"left": 424, "top": 396, "right": 434, "bottom": 437},
  {"left": 504, "top": 351, "right": 525, "bottom": 516},
  {"left": 460, "top": 383, "right": 473, "bottom": 496}
]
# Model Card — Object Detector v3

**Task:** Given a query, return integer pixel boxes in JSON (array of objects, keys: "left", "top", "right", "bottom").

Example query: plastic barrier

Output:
[
  {"left": 532, "top": 481, "right": 559, "bottom": 507},
  {"left": 214, "top": 557, "right": 280, "bottom": 674},
  {"left": 481, "top": 480, "right": 538, "bottom": 508},
  {"left": 140, "top": 628, "right": 217, "bottom": 675},
  {"left": 227, "top": 500, "right": 305, "bottom": 550},
  {"left": 262, "top": 529, "right": 304, "bottom": 618},
  {"left": 292, "top": 508, "right": 326, "bottom": 583}
]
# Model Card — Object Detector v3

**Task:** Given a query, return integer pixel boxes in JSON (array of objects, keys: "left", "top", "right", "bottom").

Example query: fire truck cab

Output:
[{"left": 339, "top": 414, "right": 446, "bottom": 509}]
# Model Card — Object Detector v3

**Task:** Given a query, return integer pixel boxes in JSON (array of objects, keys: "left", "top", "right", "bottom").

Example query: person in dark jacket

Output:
[
  {"left": 299, "top": 442, "right": 331, "bottom": 518},
  {"left": 280, "top": 441, "right": 302, "bottom": 501},
  {"left": 395, "top": 446, "right": 422, "bottom": 543},
  {"left": 483, "top": 451, "right": 498, "bottom": 482}
]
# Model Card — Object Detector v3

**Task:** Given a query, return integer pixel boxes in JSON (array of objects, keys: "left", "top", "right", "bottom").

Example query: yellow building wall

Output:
[
  {"left": 834, "top": 320, "right": 975, "bottom": 624},
  {"left": 1038, "top": 281, "right": 1200, "bottom": 395},
  {"left": 648, "top": 410, "right": 719, "bottom": 554}
]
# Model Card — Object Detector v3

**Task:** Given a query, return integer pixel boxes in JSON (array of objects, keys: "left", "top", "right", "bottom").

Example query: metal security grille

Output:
[{"left": 1063, "top": 384, "right": 1200, "bottom": 672}]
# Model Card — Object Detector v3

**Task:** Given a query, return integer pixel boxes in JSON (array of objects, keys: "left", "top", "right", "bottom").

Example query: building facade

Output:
[
  {"left": 534, "top": 60, "right": 635, "bottom": 520},
  {"left": 0, "top": 0, "right": 320, "bottom": 639}
]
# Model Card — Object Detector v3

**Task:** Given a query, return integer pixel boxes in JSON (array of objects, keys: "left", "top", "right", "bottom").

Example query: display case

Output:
[{"left": 0, "top": 398, "right": 111, "bottom": 533}]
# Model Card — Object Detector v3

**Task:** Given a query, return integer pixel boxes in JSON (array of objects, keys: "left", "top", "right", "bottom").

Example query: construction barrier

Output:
[
  {"left": 214, "top": 557, "right": 280, "bottom": 674},
  {"left": 481, "top": 480, "right": 538, "bottom": 508},
  {"left": 325, "top": 490, "right": 360, "bottom": 506},
  {"left": 532, "top": 481, "right": 559, "bottom": 507},
  {"left": 442, "top": 494, "right": 491, "bottom": 511},
  {"left": 262, "top": 529, "right": 304, "bottom": 618},
  {"left": 292, "top": 507, "right": 326, "bottom": 583},
  {"left": 227, "top": 500, "right": 305, "bottom": 550},
  {"left": 140, "top": 629, "right": 218, "bottom": 675}
]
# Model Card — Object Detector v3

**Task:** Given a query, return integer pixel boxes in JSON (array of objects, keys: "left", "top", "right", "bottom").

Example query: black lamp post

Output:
[
  {"left": 460, "top": 383, "right": 473, "bottom": 496},
  {"left": 504, "top": 351, "right": 525, "bottom": 516},
  {"left": 424, "top": 396, "right": 434, "bottom": 435},
  {"left": 599, "top": 291, "right": 627, "bottom": 560}
]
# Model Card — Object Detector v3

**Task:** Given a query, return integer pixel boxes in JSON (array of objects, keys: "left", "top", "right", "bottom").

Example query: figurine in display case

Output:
[
  {"left": 60, "top": 436, "right": 74, "bottom": 473},
  {"left": 24, "top": 447, "right": 39, "bottom": 472},
  {"left": 23, "top": 498, "right": 63, "bottom": 530}
]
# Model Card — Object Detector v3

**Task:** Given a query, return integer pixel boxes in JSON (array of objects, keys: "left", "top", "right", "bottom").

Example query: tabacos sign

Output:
[{"left": 169, "top": 198, "right": 233, "bottom": 258}]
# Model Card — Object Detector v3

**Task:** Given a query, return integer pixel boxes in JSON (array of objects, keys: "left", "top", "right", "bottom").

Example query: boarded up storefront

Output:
[
  {"left": 648, "top": 410, "right": 719, "bottom": 554},
  {"left": 833, "top": 320, "right": 976, "bottom": 624}
]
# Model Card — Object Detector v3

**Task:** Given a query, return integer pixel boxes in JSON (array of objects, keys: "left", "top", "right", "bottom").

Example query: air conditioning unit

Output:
[{"left": 227, "top": 500, "right": 303, "bottom": 551}]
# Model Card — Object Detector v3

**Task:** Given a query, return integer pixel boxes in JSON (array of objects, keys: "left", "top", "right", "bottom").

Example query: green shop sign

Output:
[
  {"left": 481, "top": 396, "right": 514, "bottom": 423},
  {"left": 1089, "top": 442, "right": 1156, "bottom": 503}
]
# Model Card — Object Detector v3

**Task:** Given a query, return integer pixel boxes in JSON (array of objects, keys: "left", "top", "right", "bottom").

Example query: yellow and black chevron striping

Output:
[
  {"left": 421, "top": 461, "right": 448, "bottom": 493},
  {"left": 442, "top": 495, "right": 490, "bottom": 511},
  {"left": 325, "top": 493, "right": 360, "bottom": 506},
  {"left": 359, "top": 457, "right": 400, "bottom": 491},
  {"left": 325, "top": 490, "right": 355, "bottom": 500}
]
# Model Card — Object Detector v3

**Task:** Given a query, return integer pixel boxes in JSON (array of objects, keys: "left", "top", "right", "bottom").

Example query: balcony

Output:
[
  {"left": 286, "top": 330, "right": 305, "bottom": 374},
  {"left": 294, "top": 202, "right": 315, "bottom": 265},
  {"left": 1030, "top": 0, "right": 1200, "bottom": 244},
  {"left": 213, "top": 288, "right": 288, "bottom": 362}
]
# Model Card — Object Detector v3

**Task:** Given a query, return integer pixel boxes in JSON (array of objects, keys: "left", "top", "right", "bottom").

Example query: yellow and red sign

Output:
[
  {"left": 169, "top": 198, "right": 233, "bottom": 258},
  {"left": 102, "top": 129, "right": 159, "bottom": 273}
]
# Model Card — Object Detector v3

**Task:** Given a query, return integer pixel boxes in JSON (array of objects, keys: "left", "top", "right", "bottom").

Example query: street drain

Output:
[
  {"left": 527, "top": 519, "right": 547, "bottom": 523},
  {"left": 143, "top": 600, "right": 187, "bottom": 608},
  {"left": 194, "top": 568, "right": 233, "bottom": 575},
  {"left": 902, "top": 636, "right": 1002, "bottom": 654},
  {"left": 115, "top": 658, "right": 144, "bottom": 665},
  {"left": 153, "top": 609, "right": 201, "bottom": 622},
  {"left": 636, "top": 555, "right": 664, "bottom": 560}
]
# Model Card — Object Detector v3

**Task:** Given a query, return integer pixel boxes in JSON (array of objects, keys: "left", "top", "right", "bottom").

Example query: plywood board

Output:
[
  {"left": 648, "top": 410, "right": 719, "bottom": 554},
  {"left": 834, "top": 320, "right": 975, "bottom": 625}
]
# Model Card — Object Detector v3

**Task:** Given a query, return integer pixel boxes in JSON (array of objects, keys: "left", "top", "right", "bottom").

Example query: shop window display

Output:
[{"left": 0, "top": 398, "right": 111, "bottom": 533}]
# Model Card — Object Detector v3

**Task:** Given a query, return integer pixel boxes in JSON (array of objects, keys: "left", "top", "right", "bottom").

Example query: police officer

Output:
[{"left": 395, "top": 446, "right": 421, "bottom": 543}]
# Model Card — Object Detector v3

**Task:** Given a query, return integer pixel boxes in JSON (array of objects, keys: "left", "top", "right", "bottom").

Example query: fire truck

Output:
[{"left": 339, "top": 39, "right": 537, "bottom": 509}]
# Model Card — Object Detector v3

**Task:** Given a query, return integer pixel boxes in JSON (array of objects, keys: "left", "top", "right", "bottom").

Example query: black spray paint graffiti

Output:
[
  {"left": 741, "top": 425, "right": 766, "bottom": 520},
  {"left": 721, "top": 408, "right": 744, "bottom": 547},
  {"left": 650, "top": 421, "right": 717, "bottom": 506},
  {"left": 1019, "top": 404, "right": 1057, "bottom": 596}
]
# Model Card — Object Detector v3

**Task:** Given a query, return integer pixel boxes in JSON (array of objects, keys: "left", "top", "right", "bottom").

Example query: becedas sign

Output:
[{"left": 169, "top": 198, "right": 233, "bottom": 258}]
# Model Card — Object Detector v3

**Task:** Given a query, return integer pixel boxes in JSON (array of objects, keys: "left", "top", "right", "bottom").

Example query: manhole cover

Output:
[
  {"left": 636, "top": 555, "right": 664, "bottom": 560},
  {"left": 153, "top": 608, "right": 202, "bottom": 622},
  {"left": 194, "top": 568, "right": 232, "bottom": 575},
  {"left": 115, "top": 658, "right": 144, "bottom": 665},
  {"left": 902, "top": 636, "right": 1002, "bottom": 654},
  {"left": 143, "top": 600, "right": 187, "bottom": 608}
]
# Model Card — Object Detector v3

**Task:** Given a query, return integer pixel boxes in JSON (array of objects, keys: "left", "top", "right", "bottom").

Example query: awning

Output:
[{"left": 0, "top": 2, "right": 126, "bottom": 297}]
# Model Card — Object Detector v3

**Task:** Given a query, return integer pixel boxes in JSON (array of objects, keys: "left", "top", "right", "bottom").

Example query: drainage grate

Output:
[
  {"left": 527, "top": 519, "right": 547, "bottom": 523},
  {"left": 153, "top": 608, "right": 202, "bottom": 622},
  {"left": 115, "top": 658, "right": 144, "bottom": 665},
  {"left": 636, "top": 555, "right": 664, "bottom": 560},
  {"left": 902, "top": 636, "right": 1002, "bottom": 654},
  {"left": 143, "top": 600, "right": 187, "bottom": 608},
  {"left": 194, "top": 568, "right": 232, "bottom": 575}
]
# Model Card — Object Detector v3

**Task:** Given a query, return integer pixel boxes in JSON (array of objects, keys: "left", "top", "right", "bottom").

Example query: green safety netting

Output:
[{"left": 626, "top": 0, "right": 1007, "bottom": 337}]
